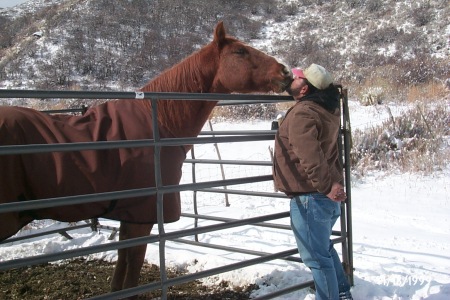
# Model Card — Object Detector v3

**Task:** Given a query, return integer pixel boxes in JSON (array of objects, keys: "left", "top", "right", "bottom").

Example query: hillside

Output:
[
  {"left": 0, "top": 0, "right": 449, "bottom": 103},
  {"left": 0, "top": 2, "right": 449, "bottom": 299}
]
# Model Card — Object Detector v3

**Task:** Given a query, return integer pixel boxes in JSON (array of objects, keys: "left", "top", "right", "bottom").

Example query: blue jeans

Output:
[{"left": 290, "top": 194, "right": 351, "bottom": 300}]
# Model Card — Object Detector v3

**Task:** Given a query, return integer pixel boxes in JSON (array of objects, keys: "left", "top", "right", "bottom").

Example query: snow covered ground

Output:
[{"left": 1, "top": 100, "right": 449, "bottom": 299}]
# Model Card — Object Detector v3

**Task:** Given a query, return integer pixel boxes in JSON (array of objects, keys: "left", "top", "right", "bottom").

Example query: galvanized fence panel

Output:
[{"left": 0, "top": 89, "right": 352, "bottom": 299}]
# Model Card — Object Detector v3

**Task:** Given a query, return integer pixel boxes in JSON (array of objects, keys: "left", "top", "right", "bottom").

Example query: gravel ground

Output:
[{"left": 0, "top": 259, "right": 256, "bottom": 299}]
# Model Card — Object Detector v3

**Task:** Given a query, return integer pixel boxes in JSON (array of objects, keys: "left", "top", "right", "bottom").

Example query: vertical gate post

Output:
[
  {"left": 150, "top": 97, "right": 169, "bottom": 299},
  {"left": 339, "top": 87, "right": 354, "bottom": 285}
]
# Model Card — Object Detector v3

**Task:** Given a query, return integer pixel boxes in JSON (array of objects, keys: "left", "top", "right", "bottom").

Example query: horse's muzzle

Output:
[{"left": 279, "top": 65, "right": 294, "bottom": 92}]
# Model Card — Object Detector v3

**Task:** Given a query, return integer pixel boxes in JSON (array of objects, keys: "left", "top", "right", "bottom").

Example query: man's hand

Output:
[{"left": 326, "top": 182, "right": 347, "bottom": 202}]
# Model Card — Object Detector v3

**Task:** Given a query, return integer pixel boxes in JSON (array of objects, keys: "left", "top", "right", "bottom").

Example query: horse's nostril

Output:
[{"left": 282, "top": 66, "right": 292, "bottom": 77}]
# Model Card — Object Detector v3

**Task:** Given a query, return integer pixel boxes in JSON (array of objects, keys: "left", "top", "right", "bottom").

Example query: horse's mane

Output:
[{"left": 139, "top": 43, "right": 219, "bottom": 136}]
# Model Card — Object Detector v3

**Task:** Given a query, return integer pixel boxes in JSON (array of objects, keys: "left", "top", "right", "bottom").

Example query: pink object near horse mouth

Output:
[{"left": 292, "top": 68, "right": 306, "bottom": 79}]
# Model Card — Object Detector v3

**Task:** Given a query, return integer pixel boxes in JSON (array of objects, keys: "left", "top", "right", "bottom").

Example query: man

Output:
[{"left": 273, "top": 64, "right": 353, "bottom": 300}]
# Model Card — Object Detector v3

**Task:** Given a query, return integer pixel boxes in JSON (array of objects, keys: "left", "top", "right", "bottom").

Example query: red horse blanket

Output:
[{"left": 0, "top": 100, "right": 184, "bottom": 223}]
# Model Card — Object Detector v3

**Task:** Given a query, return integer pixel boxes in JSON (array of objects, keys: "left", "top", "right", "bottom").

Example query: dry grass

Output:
[
  {"left": 347, "top": 62, "right": 449, "bottom": 106},
  {"left": 406, "top": 81, "right": 448, "bottom": 102},
  {"left": 350, "top": 98, "right": 449, "bottom": 176}
]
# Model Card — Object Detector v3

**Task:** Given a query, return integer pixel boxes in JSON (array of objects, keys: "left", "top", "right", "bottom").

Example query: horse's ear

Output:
[{"left": 213, "top": 21, "right": 226, "bottom": 48}]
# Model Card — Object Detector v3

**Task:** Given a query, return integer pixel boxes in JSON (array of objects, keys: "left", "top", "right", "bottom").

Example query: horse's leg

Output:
[
  {"left": 111, "top": 221, "right": 153, "bottom": 297},
  {"left": 111, "top": 228, "right": 128, "bottom": 292}
]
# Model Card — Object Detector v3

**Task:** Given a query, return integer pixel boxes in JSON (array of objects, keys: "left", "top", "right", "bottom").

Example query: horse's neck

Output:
[
  {"left": 159, "top": 99, "right": 218, "bottom": 139},
  {"left": 140, "top": 47, "right": 220, "bottom": 138}
]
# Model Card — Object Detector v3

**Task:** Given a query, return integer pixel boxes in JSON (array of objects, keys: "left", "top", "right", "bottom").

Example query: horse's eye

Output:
[{"left": 233, "top": 47, "right": 247, "bottom": 55}]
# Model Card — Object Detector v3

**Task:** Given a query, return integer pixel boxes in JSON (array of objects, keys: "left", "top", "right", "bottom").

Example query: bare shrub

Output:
[
  {"left": 359, "top": 86, "right": 385, "bottom": 106},
  {"left": 351, "top": 51, "right": 387, "bottom": 69},
  {"left": 395, "top": 55, "right": 446, "bottom": 85},
  {"left": 0, "top": 15, "right": 14, "bottom": 48},
  {"left": 282, "top": 3, "right": 300, "bottom": 16},
  {"left": 396, "top": 30, "right": 425, "bottom": 52},
  {"left": 365, "top": 26, "right": 399, "bottom": 46},
  {"left": 349, "top": 65, "right": 403, "bottom": 102},
  {"left": 410, "top": 4, "right": 433, "bottom": 27},
  {"left": 351, "top": 101, "right": 450, "bottom": 175},
  {"left": 365, "top": 0, "right": 383, "bottom": 13},
  {"left": 345, "top": 0, "right": 364, "bottom": 9},
  {"left": 276, "top": 32, "right": 321, "bottom": 67}
]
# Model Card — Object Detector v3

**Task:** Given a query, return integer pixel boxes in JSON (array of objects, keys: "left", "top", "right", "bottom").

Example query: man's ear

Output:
[{"left": 300, "top": 84, "right": 309, "bottom": 94}]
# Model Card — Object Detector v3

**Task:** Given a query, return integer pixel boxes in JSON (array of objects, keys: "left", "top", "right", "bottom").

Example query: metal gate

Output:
[{"left": 0, "top": 89, "right": 353, "bottom": 299}]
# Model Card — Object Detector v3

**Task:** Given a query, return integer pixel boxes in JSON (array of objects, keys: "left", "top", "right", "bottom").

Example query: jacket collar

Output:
[{"left": 300, "top": 85, "right": 340, "bottom": 112}]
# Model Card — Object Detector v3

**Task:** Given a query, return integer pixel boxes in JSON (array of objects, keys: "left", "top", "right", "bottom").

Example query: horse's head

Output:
[
  {"left": 210, "top": 21, "right": 292, "bottom": 94},
  {"left": 140, "top": 22, "right": 294, "bottom": 138}
]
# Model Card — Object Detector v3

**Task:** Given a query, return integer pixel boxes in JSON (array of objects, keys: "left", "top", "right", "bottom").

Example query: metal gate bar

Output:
[
  {"left": 0, "top": 134, "right": 276, "bottom": 156},
  {"left": 89, "top": 247, "right": 299, "bottom": 300},
  {"left": 0, "top": 222, "right": 94, "bottom": 245}
]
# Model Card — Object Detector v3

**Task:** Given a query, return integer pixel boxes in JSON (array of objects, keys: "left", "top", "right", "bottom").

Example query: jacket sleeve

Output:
[{"left": 288, "top": 107, "right": 332, "bottom": 194}]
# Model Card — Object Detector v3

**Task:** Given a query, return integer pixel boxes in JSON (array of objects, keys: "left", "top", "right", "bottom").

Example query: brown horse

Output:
[{"left": 0, "top": 22, "right": 292, "bottom": 298}]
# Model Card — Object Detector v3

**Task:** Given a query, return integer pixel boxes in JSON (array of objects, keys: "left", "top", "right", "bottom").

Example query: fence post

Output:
[
  {"left": 340, "top": 87, "right": 354, "bottom": 285},
  {"left": 207, "top": 120, "right": 230, "bottom": 207}
]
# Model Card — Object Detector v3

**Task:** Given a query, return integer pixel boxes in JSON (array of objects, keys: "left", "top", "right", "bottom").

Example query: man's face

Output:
[{"left": 286, "top": 76, "right": 308, "bottom": 100}]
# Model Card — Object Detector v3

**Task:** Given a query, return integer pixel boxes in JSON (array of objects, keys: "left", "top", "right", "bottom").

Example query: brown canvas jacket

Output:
[{"left": 273, "top": 99, "right": 343, "bottom": 197}]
